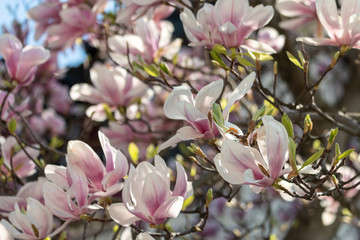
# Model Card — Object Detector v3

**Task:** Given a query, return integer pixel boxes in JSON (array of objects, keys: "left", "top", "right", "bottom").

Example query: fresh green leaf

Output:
[
  {"left": 299, "top": 148, "right": 324, "bottom": 171},
  {"left": 304, "top": 114, "right": 313, "bottom": 134},
  {"left": 286, "top": 51, "right": 303, "bottom": 69},
  {"left": 159, "top": 62, "right": 171, "bottom": 75},
  {"left": 7, "top": 118, "right": 17, "bottom": 134},
  {"left": 236, "top": 55, "right": 254, "bottom": 67},
  {"left": 282, "top": 113, "right": 294, "bottom": 138},
  {"left": 210, "top": 50, "right": 229, "bottom": 69},
  {"left": 297, "top": 50, "right": 305, "bottom": 66},
  {"left": 128, "top": 142, "right": 139, "bottom": 164},
  {"left": 338, "top": 148, "right": 355, "bottom": 162},
  {"left": 252, "top": 105, "right": 266, "bottom": 121},
  {"left": 212, "top": 44, "right": 227, "bottom": 55},
  {"left": 206, "top": 188, "right": 213, "bottom": 207},
  {"left": 212, "top": 103, "right": 225, "bottom": 129},
  {"left": 143, "top": 64, "right": 160, "bottom": 77},
  {"left": 289, "top": 137, "right": 298, "bottom": 173}
]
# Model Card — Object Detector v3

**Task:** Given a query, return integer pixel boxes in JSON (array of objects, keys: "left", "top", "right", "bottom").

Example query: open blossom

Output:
[
  {"left": 180, "top": 0, "right": 275, "bottom": 53},
  {"left": 70, "top": 64, "right": 147, "bottom": 121},
  {"left": 0, "top": 90, "right": 29, "bottom": 122},
  {"left": 297, "top": 0, "right": 360, "bottom": 49},
  {"left": 214, "top": 116, "right": 289, "bottom": 193},
  {"left": 27, "top": 0, "right": 62, "bottom": 40},
  {"left": 116, "top": 0, "right": 190, "bottom": 23},
  {"left": 1, "top": 136, "right": 39, "bottom": 179},
  {"left": 257, "top": 27, "right": 285, "bottom": 52},
  {"left": 159, "top": 72, "right": 255, "bottom": 152},
  {"left": 1, "top": 198, "right": 53, "bottom": 240},
  {"left": 0, "top": 34, "right": 50, "bottom": 86},
  {"left": 109, "top": 18, "right": 181, "bottom": 64},
  {"left": 45, "top": 131, "right": 129, "bottom": 197},
  {"left": 43, "top": 165, "right": 101, "bottom": 221},
  {"left": 46, "top": 0, "right": 107, "bottom": 49},
  {"left": 108, "top": 156, "right": 192, "bottom": 225},
  {"left": 276, "top": 0, "right": 317, "bottom": 31}
]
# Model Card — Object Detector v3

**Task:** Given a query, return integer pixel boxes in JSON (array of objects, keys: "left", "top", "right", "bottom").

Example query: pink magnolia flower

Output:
[
  {"left": 29, "top": 108, "right": 66, "bottom": 136},
  {"left": 27, "top": 0, "right": 62, "bottom": 40},
  {"left": 0, "top": 34, "right": 50, "bottom": 86},
  {"left": 257, "top": 27, "right": 286, "bottom": 52},
  {"left": 45, "top": 131, "right": 129, "bottom": 197},
  {"left": 1, "top": 198, "right": 53, "bottom": 240},
  {"left": 0, "top": 90, "right": 29, "bottom": 122},
  {"left": 297, "top": 0, "right": 360, "bottom": 49},
  {"left": 108, "top": 156, "right": 192, "bottom": 225},
  {"left": 159, "top": 72, "right": 255, "bottom": 152},
  {"left": 70, "top": 64, "right": 147, "bottom": 121},
  {"left": 180, "top": 0, "right": 275, "bottom": 53},
  {"left": 46, "top": 0, "right": 107, "bottom": 49},
  {"left": 1, "top": 136, "right": 39, "bottom": 179},
  {"left": 116, "top": 0, "right": 189, "bottom": 23},
  {"left": 108, "top": 19, "right": 181, "bottom": 64},
  {"left": 214, "top": 116, "right": 289, "bottom": 193},
  {"left": 0, "top": 177, "right": 47, "bottom": 216},
  {"left": 276, "top": 0, "right": 317, "bottom": 31},
  {"left": 43, "top": 165, "right": 101, "bottom": 221}
]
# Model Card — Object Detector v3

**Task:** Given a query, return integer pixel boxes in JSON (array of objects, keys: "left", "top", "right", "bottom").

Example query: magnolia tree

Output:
[{"left": 1, "top": 0, "right": 360, "bottom": 239}]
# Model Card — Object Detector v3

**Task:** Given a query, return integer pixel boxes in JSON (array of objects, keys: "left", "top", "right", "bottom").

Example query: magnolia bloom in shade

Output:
[
  {"left": 0, "top": 90, "right": 29, "bottom": 122},
  {"left": 27, "top": 0, "right": 62, "bottom": 40},
  {"left": 159, "top": 72, "right": 255, "bottom": 152},
  {"left": 297, "top": 0, "right": 360, "bottom": 49},
  {"left": 108, "top": 18, "right": 181, "bottom": 64},
  {"left": 0, "top": 34, "right": 50, "bottom": 86},
  {"left": 45, "top": 131, "right": 129, "bottom": 197},
  {"left": 180, "top": 0, "right": 275, "bottom": 53},
  {"left": 276, "top": 0, "right": 317, "bottom": 31},
  {"left": 46, "top": 0, "right": 107, "bottom": 49},
  {"left": 108, "top": 156, "right": 192, "bottom": 226},
  {"left": 214, "top": 116, "right": 289, "bottom": 193},
  {"left": 1, "top": 198, "right": 53, "bottom": 240},
  {"left": 70, "top": 64, "right": 147, "bottom": 121},
  {"left": 1, "top": 136, "right": 39, "bottom": 179},
  {"left": 257, "top": 27, "right": 286, "bottom": 52}
]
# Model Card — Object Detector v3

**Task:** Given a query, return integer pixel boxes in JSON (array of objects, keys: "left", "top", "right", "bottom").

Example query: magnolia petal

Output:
[
  {"left": 316, "top": 0, "right": 340, "bottom": 36},
  {"left": 0, "top": 221, "right": 14, "bottom": 240},
  {"left": 67, "top": 165, "right": 89, "bottom": 208},
  {"left": 69, "top": 83, "right": 104, "bottom": 104},
  {"left": 0, "top": 34, "right": 22, "bottom": 78},
  {"left": 108, "top": 203, "right": 140, "bottom": 226},
  {"left": 194, "top": 79, "right": 223, "bottom": 116},
  {"left": 44, "top": 165, "right": 69, "bottom": 188},
  {"left": 241, "top": 39, "right": 276, "bottom": 54},
  {"left": 152, "top": 196, "right": 183, "bottom": 225},
  {"left": 260, "top": 116, "right": 289, "bottom": 179},
  {"left": 214, "top": 153, "right": 245, "bottom": 185},
  {"left": 67, "top": 140, "right": 105, "bottom": 188},
  {"left": 172, "top": 162, "right": 188, "bottom": 197},
  {"left": 223, "top": 72, "right": 255, "bottom": 120},
  {"left": 25, "top": 198, "right": 53, "bottom": 238},
  {"left": 296, "top": 37, "right": 338, "bottom": 46},
  {"left": 142, "top": 173, "right": 168, "bottom": 216},
  {"left": 163, "top": 86, "right": 194, "bottom": 120}
]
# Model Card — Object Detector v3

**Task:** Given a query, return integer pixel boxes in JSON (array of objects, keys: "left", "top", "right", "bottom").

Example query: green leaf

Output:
[
  {"left": 103, "top": 103, "right": 115, "bottom": 121},
  {"left": 334, "top": 143, "right": 341, "bottom": 164},
  {"left": 212, "top": 103, "right": 225, "bottom": 129},
  {"left": 289, "top": 138, "right": 298, "bottom": 173},
  {"left": 132, "top": 61, "right": 144, "bottom": 71},
  {"left": 182, "top": 194, "right": 194, "bottom": 210},
  {"left": 252, "top": 52, "right": 273, "bottom": 61},
  {"left": 252, "top": 105, "right": 266, "bottom": 121},
  {"left": 327, "top": 128, "right": 338, "bottom": 149},
  {"left": 212, "top": 44, "right": 227, "bottom": 55},
  {"left": 146, "top": 144, "right": 158, "bottom": 160},
  {"left": 282, "top": 113, "right": 294, "bottom": 138},
  {"left": 304, "top": 114, "right": 313, "bottom": 134},
  {"left": 7, "top": 118, "right": 17, "bottom": 134},
  {"left": 286, "top": 51, "right": 303, "bottom": 69},
  {"left": 297, "top": 50, "right": 305, "bottom": 66},
  {"left": 338, "top": 148, "right": 355, "bottom": 162},
  {"left": 206, "top": 188, "right": 213, "bottom": 207},
  {"left": 159, "top": 62, "right": 171, "bottom": 75},
  {"left": 210, "top": 50, "right": 229, "bottom": 69},
  {"left": 143, "top": 64, "right": 160, "bottom": 77},
  {"left": 128, "top": 142, "right": 139, "bottom": 164},
  {"left": 299, "top": 148, "right": 324, "bottom": 171},
  {"left": 0, "top": 157, "right": 4, "bottom": 167},
  {"left": 236, "top": 55, "right": 254, "bottom": 67}
]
